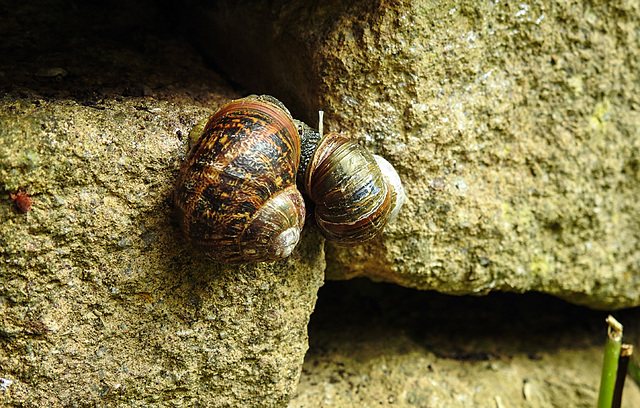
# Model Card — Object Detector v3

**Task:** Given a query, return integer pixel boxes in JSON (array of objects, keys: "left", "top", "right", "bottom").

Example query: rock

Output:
[
  {"left": 2, "top": 0, "right": 640, "bottom": 406},
  {"left": 190, "top": 0, "right": 640, "bottom": 310},
  {"left": 0, "top": 93, "right": 324, "bottom": 407},
  {"left": 0, "top": 3, "right": 324, "bottom": 406}
]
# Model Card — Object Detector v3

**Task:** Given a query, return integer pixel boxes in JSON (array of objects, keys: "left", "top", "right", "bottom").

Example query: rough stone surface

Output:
[
  {"left": 0, "top": 94, "right": 325, "bottom": 407},
  {"left": 192, "top": 0, "right": 640, "bottom": 310},
  {"left": 0, "top": 3, "right": 324, "bottom": 407},
  {"left": 2, "top": 1, "right": 640, "bottom": 407}
]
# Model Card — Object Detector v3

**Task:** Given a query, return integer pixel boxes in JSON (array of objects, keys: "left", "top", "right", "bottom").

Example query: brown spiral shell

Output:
[
  {"left": 173, "top": 95, "right": 305, "bottom": 264},
  {"left": 301, "top": 132, "right": 397, "bottom": 245}
]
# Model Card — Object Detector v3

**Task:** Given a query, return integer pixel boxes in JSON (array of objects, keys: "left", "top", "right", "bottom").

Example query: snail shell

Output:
[
  {"left": 297, "top": 123, "right": 406, "bottom": 245},
  {"left": 174, "top": 95, "right": 305, "bottom": 264}
]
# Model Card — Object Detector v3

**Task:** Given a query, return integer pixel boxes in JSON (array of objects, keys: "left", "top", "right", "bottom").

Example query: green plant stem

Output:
[{"left": 597, "top": 315, "right": 623, "bottom": 408}]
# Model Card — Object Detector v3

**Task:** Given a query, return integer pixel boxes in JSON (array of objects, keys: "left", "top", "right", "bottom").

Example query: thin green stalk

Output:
[{"left": 597, "top": 315, "right": 623, "bottom": 408}]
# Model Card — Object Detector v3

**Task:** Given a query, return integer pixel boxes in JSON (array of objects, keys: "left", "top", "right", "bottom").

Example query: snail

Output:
[
  {"left": 173, "top": 95, "right": 305, "bottom": 264},
  {"left": 295, "top": 120, "right": 406, "bottom": 245},
  {"left": 174, "top": 95, "right": 405, "bottom": 264}
]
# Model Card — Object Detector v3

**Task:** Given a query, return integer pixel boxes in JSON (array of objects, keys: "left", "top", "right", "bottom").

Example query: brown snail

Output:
[
  {"left": 173, "top": 95, "right": 305, "bottom": 264},
  {"left": 174, "top": 95, "right": 405, "bottom": 264},
  {"left": 296, "top": 120, "right": 406, "bottom": 245}
]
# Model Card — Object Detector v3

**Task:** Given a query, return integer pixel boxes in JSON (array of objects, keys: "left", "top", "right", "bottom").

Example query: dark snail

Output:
[
  {"left": 173, "top": 95, "right": 305, "bottom": 264},
  {"left": 174, "top": 95, "right": 405, "bottom": 264}
]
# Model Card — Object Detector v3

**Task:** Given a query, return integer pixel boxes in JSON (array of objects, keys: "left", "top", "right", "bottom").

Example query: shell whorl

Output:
[
  {"left": 299, "top": 129, "right": 404, "bottom": 245},
  {"left": 173, "top": 95, "right": 305, "bottom": 264},
  {"left": 372, "top": 154, "right": 406, "bottom": 223}
]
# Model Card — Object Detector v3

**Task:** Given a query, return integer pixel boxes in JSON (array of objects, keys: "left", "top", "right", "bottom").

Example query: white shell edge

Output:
[{"left": 373, "top": 154, "right": 406, "bottom": 222}]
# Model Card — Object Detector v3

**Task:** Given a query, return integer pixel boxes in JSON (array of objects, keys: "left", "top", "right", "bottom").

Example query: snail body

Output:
[{"left": 174, "top": 95, "right": 305, "bottom": 264}]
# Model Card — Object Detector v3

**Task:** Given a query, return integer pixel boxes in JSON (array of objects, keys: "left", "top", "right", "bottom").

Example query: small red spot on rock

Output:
[{"left": 10, "top": 190, "right": 32, "bottom": 213}]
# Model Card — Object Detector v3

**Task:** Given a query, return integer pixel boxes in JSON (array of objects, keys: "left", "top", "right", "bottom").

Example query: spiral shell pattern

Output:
[
  {"left": 302, "top": 132, "right": 395, "bottom": 245},
  {"left": 174, "top": 95, "right": 305, "bottom": 264}
]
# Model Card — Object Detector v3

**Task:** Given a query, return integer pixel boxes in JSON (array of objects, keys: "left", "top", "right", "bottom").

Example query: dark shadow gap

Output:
[{"left": 308, "top": 278, "right": 640, "bottom": 362}]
